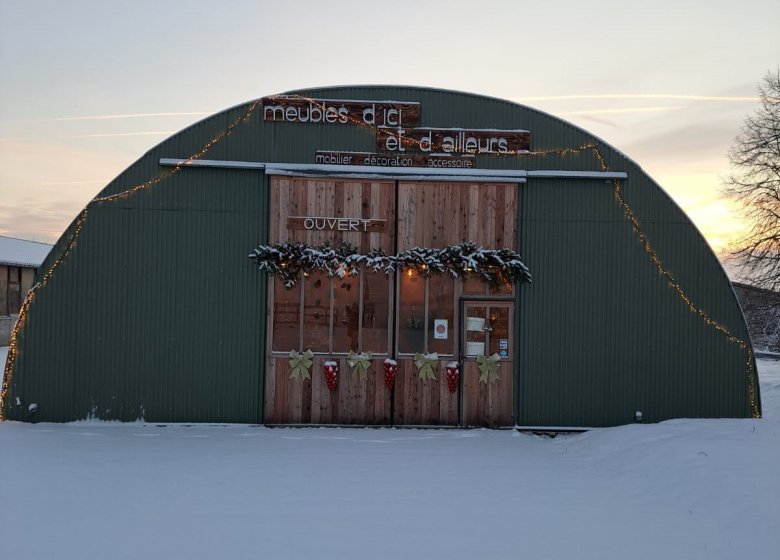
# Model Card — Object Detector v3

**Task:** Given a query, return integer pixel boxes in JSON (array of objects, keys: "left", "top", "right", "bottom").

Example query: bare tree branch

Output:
[{"left": 723, "top": 69, "right": 780, "bottom": 300}]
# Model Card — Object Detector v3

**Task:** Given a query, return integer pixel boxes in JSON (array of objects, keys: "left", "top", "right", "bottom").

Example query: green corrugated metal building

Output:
[{"left": 0, "top": 86, "right": 761, "bottom": 427}]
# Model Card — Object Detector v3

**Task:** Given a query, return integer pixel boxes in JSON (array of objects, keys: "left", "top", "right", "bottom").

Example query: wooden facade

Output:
[{"left": 265, "top": 176, "right": 518, "bottom": 426}]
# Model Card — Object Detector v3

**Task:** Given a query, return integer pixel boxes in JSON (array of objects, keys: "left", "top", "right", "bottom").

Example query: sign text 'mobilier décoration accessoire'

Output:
[
  {"left": 314, "top": 151, "right": 476, "bottom": 169},
  {"left": 260, "top": 95, "right": 531, "bottom": 167}
]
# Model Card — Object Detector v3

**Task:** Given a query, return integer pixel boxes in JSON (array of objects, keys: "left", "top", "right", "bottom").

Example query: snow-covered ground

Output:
[{"left": 1, "top": 350, "right": 779, "bottom": 560}]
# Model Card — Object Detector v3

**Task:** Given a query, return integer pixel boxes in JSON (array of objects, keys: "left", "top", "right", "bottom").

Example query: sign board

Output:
[
  {"left": 262, "top": 96, "right": 421, "bottom": 127},
  {"left": 287, "top": 216, "right": 387, "bottom": 233},
  {"left": 434, "top": 319, "right": 448, "bottom": 340},
  {"left": 315, "top": 151, "right": 475, "bottom": 169},
  {"left": 377, "top": 127, "right": 531, "bottom": 155},
  {"left": 262, "top": 95, "right": 532, "bottom": 167}
]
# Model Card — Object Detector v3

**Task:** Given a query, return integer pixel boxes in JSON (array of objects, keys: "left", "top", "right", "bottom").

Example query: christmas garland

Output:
[{"left": 249, "top": 241, "right": 532, "bottom": 288}]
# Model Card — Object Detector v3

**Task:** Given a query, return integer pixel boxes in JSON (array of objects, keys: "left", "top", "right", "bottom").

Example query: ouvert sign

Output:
[
  {"left": 287, "top": 216, "right": 387, "bottom": 233},
  {"left": 261, "top": 95, "right": 531, "bottom": 168}
]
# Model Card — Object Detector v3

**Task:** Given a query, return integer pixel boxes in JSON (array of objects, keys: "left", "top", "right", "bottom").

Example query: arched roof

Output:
[{"left": 3, "top": 85, "right": 760, "bottom": 424}]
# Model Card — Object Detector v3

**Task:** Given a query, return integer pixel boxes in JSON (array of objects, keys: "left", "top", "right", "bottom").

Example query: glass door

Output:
[{"left": 461, "top": 300, "right": 514, "bottom": 426}]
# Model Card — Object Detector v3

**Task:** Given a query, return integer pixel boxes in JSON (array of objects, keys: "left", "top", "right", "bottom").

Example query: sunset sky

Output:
[{"left": 1, "top": 0, "right": 778, "bottom": 261}]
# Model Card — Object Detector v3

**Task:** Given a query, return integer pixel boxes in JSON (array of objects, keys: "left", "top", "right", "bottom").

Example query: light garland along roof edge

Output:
[{"left": 1, "top": 85, "right": 760, "bottom": 424}]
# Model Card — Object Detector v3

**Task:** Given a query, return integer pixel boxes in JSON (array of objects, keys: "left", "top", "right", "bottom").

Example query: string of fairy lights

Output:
[{"left": 0, "top": 93, "right": 760, "bottom": 421}]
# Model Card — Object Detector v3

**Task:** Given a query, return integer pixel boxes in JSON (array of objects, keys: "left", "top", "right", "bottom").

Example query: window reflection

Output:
[
  {"left": 302, "top": 272, "right": 330, "bottom": 352},
  {"left": 362, "top": 272, "right": 389, "bottom": 353},
  {"left": 272, "top": 276, "right": 300, "bottom": 352},
  {"left": 271, "top": 269, "right": 392, "bottom": 354},
  {"left": 332, "top": 274, "right": 360, "bottom": 353},
  {"left": 398, "top": 270, "right": 425, "bottom": 354},
  {"left": 427, "top": 275, "right": 455, "bottom": 355}
]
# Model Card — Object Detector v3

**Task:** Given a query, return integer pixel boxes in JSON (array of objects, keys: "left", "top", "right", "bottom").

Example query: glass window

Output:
[
  {"left": 464, "top": 306, "right": 487, "bottom": 357},
  {"left": 488, "top": 306, "right": 510, "bottom": 357},
  {"left": 272, "top": 276, "right": 301, "bottom": 352},
  {"left": 398, "top": 271, "right": 456, "bottom": 356},
  {"left": 398, "top": 269, "right": 425, "bottom": 354},
  {"left": 463, "top": 274, "right": 484, "bottom": 295},
  {"left": 332, "top": 274, "right": 360, "bottom": 353},
  {"left": 465, "top": 274, "right": 514, "bottom": 296},
  {"left": 8, "top": 266, "right": 21, "bottom": 315},
  {"left": 271, "top": 269, "right": 393, "bottom": 355},
  {"left": 302, "top": 272, "right": 330, "bottom": 352},
  {"left": 362, "top": 272, "right": 390, "bottom": 354},
  {"left": 427, "top": 275, "right": 455, "bottom": 355},
  {"left": 0, "top": 265, "right": 7, "bottom": 316},
  {"left": 489, "top": 280, "right": 513, "bottom": 295}
]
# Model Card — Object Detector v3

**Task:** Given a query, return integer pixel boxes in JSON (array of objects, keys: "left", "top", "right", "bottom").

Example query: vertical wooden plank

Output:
[
  {"left": 429, "top": 364, "right": 442, "bottom": 423},
  {"left": 290, "top": 362, "right": 303, "bottom": 423},
  {"left": 393, "top": 358, "right": 405, "bottom": 424},
  {"left": 275, "top": 358, "right": 289, "bottom": 422},
  {"left": 467, "top": 184, "right": 479, "bottom": 243},
  {"left": 301, "top": 377, "right": 312, "bottom": 424},
  {"left": 329, "top": 362, "right": 340, "bottom": 423},
  {"left": 483, "top": 184, "right": 496, "bottom": 248},
  {"left": 310, "top": 355, "right": 323, "bottom": 423},
  {"left": 264, "top": 358, "right": 276, "bottom": 421}
]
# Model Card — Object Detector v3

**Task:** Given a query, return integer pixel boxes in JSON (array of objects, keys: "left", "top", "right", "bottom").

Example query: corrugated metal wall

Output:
[
  {"left": 3, "top": 85, "right": 758, "bottom": 424},
  {"left": 10, "top": 168, "right": 268, "bottom": 422},
  {"left": 516, "top": 177, "right": 751, "bottom": 426}
]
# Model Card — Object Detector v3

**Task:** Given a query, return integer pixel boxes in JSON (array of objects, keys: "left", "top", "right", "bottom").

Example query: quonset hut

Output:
[{"left": 1, "top": 86, "right": 761, "bottom": 427}]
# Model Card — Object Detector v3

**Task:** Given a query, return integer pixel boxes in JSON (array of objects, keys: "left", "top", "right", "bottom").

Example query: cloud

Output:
[
  {"left": 513, "top": 94, "right": 759, "bottom": 103},
  {"left": 69, "top": 131, "right": 175, "bottom": 139},
  {"left": 558, "top": 106, "right": 684, "bottom": 116},
  {"left": 23, "top": 112, "right": 212, "bottom": 123}
]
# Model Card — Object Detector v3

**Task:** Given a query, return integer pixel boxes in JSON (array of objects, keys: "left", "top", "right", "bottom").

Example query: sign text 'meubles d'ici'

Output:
[{"left": 261, "top": 95, "right": 531, "bottom": 167}]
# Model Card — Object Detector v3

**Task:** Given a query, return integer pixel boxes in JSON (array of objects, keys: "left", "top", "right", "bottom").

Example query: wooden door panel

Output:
[{"left": 461, "top": 360, "right": 514, "bottom": 427}]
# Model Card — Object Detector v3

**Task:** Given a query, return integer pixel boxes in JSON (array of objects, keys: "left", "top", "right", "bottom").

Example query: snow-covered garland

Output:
[{"left": 249, "top": 241, "right": 532, "bottom": 288}]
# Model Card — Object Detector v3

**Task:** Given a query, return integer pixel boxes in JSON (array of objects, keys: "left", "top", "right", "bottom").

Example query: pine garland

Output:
[{"left": 249, "top": 241, "right": 532, "bottom": 288}]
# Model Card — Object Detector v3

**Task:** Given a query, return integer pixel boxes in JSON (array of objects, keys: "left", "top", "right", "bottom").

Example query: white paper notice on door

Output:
[{"left": 433, "top": 319, "right": 448, "bottom": 339}]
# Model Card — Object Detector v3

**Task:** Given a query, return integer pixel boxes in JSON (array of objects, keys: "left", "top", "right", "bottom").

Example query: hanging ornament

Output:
[
  {"left": 476, "top": 353, "right": 501, "bottom": 384},
  {"left": 347, "top": 351, "right": 372, "bottom": 381},
  {"left": 288, "top": 349, "right": 314, "bottom": 380},
  {"left": 323, "top": 361, "right": 339, "bottom": 391},
  {"left": 446, "top": 361, "right": 460, "bottom": 393},
  {"left": 383, "top": 359, "right": 398, "bottom": 390},
  {"left": 413, "top": 352, "right": 439, "bottom": 381}
]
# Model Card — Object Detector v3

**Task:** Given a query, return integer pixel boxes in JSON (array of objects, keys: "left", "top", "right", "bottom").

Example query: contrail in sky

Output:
[
  {"left": 514, "top": 94, "right": 759, "bottom": 102},
  {"left": 558, "top": 106, "right": 684, "bottom": 115},
  {"left": 33, "top": 112, "right": 212, "bottom": 122},
  {"left": 70, "top": 131, "right": 175, "bottom": 138},
  {"left": 22, "top": 97, "right": 760, "bottom": 124}
]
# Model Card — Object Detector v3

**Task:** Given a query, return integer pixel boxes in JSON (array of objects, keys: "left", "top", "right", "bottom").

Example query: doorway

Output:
[{"left": 460, "top": 300, "right": 515, "bottom": 426}]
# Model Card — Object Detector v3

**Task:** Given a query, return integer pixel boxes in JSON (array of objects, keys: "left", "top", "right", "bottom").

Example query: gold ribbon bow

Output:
[
  {"left": 414, "top": 352, "right": 439, "bottom": 381},
  {"left": 347, "top": 351, "right": 373, "bottom": 381},
  {"left": 476, "top": 353, "right": 501, "bottom": 384},
  {"left": 288, "top": 349, "right": 314, "bottom": 380}
]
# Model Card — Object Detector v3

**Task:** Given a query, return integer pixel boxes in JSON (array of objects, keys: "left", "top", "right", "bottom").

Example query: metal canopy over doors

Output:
[{"left": 264, "top": 175, "right": 519, "bottom": 427}]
